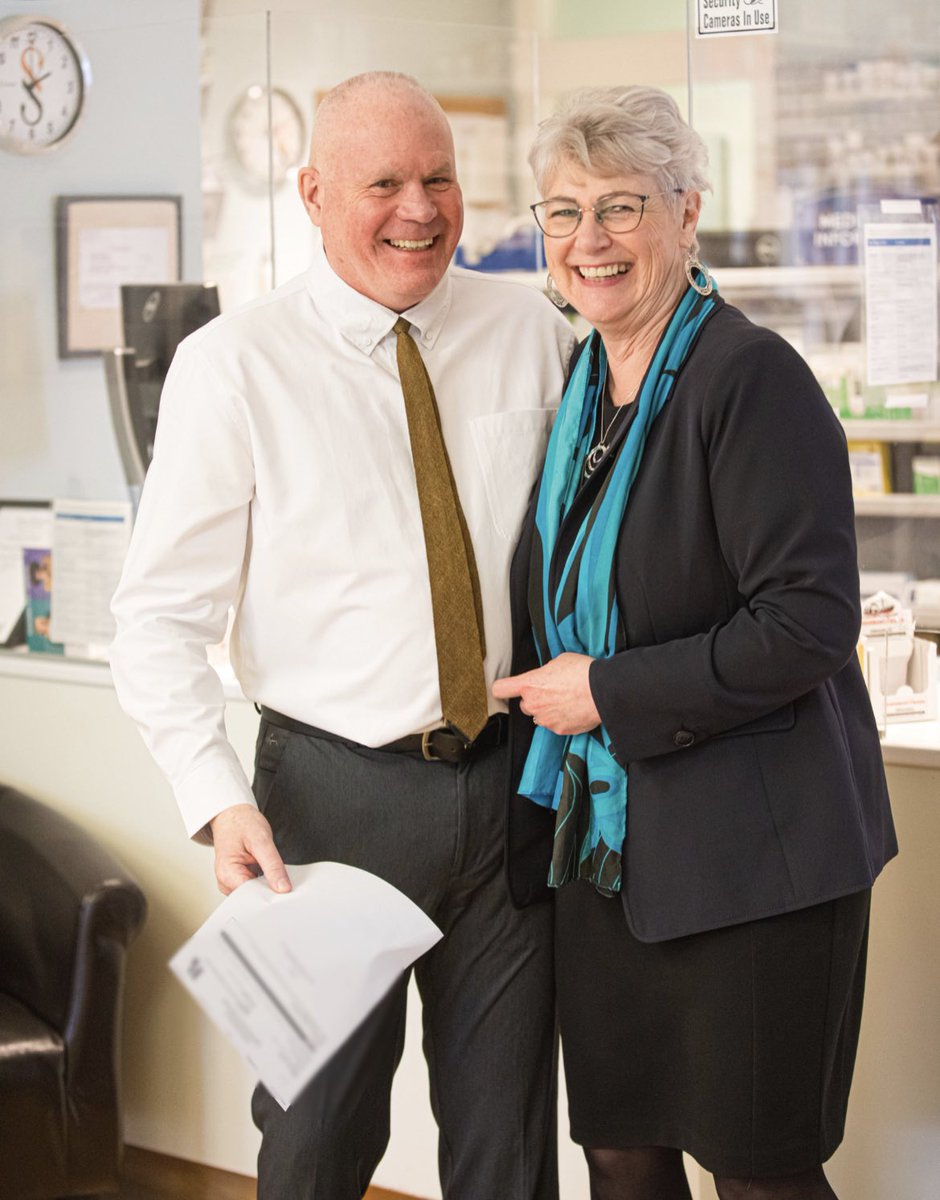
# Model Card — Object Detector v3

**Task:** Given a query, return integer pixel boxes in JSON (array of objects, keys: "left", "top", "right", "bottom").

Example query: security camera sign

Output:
[{"left": 696, "top": 0, "right": 777, "bottom": 37}]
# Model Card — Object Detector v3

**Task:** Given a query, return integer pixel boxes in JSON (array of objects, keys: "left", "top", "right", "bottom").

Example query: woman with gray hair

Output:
[{"left": 494, "top": 86, "right": 895, "bottom": 1200}]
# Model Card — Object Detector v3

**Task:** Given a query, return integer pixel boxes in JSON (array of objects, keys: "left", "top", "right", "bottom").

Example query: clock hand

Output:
[
  {"left": 23, "top": 70, "right": 53, "bottom": 92},
  {"left": 20, "top": 44, "right": 47, "bottom": 87},
  {"left": 20, "top": 78, "right": 45, "bottom": 127}
]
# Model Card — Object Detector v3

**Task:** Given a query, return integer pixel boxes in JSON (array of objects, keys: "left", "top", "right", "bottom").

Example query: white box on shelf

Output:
[{"left": 860, "top": 591, "right": 939, "bottom": 726}]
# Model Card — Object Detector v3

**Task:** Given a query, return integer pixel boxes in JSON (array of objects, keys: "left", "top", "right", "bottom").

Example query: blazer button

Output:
[{"left": 673, "top": 730, "right": 695, "bottom": 748}]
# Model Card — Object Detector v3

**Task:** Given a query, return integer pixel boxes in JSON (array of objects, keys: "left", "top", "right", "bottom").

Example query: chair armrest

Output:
[
  {"left": 0, "top": 785, "right": 146, "bottom": 1033},
  {"left": 65, "top": 875, "right": 147, "bottom": 1184},
  {"left": 0, "top": 785, "right": 147, "bottom": 1193}
]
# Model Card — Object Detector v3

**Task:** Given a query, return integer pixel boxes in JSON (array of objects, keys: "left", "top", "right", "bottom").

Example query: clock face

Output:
[
  {"left": 227, "top": 85, "right": 306, "bottom": 189},
  {"left": 0, "top": 16, "right": 89, "bottom": 154}
]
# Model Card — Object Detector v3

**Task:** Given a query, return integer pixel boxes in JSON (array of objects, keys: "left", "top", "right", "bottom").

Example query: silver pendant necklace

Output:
[{"left": 584, "top": 370, "right": 629, "bottom": 479}]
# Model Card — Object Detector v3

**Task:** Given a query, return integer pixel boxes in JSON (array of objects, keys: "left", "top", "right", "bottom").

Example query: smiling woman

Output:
[
  {"left": 495, "top": 83, "right": 897, "bottom": 1200},
  {"left": 536, "top": 161, "right": 700, "bottom": 400},
  {"left": 527, "top": 88, "right": 708, "bottom": 376}
]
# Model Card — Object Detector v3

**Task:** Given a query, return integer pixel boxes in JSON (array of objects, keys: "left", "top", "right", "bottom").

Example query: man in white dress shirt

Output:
[{"left": 110, "top": 72, "right": 575, "bottom": 1200}]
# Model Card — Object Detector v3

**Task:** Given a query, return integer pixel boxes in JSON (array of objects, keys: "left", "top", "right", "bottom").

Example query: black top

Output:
[{"left": 506, "top": 298, "right": 897, "bottom": 941}]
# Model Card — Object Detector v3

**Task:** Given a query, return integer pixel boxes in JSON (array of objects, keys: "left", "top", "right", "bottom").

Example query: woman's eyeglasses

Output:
[{"left": 530, "top": 189, "right": 682, "bottom": 238}]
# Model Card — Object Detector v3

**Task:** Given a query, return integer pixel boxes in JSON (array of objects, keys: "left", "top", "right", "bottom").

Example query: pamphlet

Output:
[{"left": 48, "top": 498, "right": 133, "bottom": 648}]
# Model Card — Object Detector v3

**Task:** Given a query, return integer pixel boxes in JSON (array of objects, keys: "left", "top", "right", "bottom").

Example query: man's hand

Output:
[
  {"left": 209, "top": 804, "right": 292, "bottom": 895},
  {"left": 492, "top": 652, "right": 601, "bottom": 736}
]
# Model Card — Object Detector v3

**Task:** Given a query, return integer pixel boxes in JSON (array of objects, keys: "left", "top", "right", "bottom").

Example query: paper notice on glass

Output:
[
  {"left": 48, "top": 499, "right": 133, "bottom": 646},
  {"left": 0, "top": 505, "right": 53, "bottom": 643},
  {"left": 169, "top": 862, "right": 442, "bottom": 1110},
  {"left": 864, "top": 222, "right": 938, "bottom": 387}
]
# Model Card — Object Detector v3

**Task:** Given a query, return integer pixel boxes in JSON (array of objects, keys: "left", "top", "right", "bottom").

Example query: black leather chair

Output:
[{"left": 0, "top": 785, "right": 147, "bottom": 1199}]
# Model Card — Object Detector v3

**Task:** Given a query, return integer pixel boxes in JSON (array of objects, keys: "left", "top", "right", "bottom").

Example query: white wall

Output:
[{"left": 0, "top": 0, "right": 203, "bottom": 503}]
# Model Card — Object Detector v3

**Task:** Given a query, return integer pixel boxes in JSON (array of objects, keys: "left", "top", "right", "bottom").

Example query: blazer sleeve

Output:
[{"left": 589, "top": 330, "right": 863, "bottom": 763}]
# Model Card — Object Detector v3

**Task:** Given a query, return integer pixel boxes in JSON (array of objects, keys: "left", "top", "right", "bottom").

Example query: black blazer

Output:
[{"left": 506, "top": 299, "right": 897, "bottom": 942}]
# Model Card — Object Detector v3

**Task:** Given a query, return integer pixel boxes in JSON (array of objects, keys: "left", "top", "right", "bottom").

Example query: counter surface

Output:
[{"left": 2, "top": 650, "right": 937, "bottom": 768}]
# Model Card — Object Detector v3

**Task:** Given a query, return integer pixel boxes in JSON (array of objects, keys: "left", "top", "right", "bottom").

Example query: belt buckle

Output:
[
  {"left": 421, "top": 729, "right": 442, "bottom": 762},
  {"left": 422, "top": 726, "right": 473, "bottom": 763}
]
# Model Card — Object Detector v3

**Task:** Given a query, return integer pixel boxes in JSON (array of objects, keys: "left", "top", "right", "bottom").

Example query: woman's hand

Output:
[{"left": 493, "top": 652, "right": 601, "bottom": 735}]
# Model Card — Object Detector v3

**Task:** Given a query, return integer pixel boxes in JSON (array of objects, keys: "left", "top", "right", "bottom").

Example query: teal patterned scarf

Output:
[{"left": 520, "top": 279, "right": 718, "bottom": 895}]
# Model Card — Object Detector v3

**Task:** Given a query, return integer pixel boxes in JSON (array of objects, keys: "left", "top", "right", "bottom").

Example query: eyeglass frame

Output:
[{"left": 529, "top": 188, "right": 684, "bottom": 237}]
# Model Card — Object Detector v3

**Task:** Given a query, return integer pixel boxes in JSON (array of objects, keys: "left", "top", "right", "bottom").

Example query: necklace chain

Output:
[{"left": 584, "top": 369, "right": 635, "bottom": 479}]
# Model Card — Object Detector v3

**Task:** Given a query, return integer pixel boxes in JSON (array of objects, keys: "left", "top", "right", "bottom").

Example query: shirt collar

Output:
[{"left": 304, "top": 238, "right": 453, "bottom": 356}]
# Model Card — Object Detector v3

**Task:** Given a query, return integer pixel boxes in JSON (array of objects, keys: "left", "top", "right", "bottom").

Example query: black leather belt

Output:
[{"left": 258, "top": 707, "right": 506, "bottom": 765}]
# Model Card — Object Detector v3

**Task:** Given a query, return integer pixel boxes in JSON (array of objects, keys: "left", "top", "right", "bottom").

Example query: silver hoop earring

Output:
[
  {"left": 546, "top": 273, "right": 568, "bottom": 309},
  {"left": 685, "top": 254, "right": 714, "bottom": 297}
]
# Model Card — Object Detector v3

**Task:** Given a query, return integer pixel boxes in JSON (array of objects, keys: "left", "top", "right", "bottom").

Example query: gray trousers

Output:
[{"left": 249, "top": 718, "right": 559, "bottom": 1200}]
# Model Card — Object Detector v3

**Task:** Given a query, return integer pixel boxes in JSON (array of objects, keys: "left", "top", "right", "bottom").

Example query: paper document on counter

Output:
[
  {"left": 169, "top": 861, "right": 442, "bottom": 1109},
  {"left": 48, "top": 499, "right": 133, "bottom": 646}
]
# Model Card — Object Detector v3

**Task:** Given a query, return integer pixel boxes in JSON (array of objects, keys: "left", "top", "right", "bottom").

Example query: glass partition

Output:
[
  {"left": 199, "top": 7, "right": 541, "bottom": 311},
  {"left": 688, "top": 0, "right": 940, "bottom": 615},
  {"left": 3, "top": 0, "right": 938, "bottom": 651}
]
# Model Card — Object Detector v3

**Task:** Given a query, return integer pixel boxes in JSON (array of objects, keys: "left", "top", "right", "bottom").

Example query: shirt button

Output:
[{"left": 673, "top": 730, "right": 695, "bottom": 748}]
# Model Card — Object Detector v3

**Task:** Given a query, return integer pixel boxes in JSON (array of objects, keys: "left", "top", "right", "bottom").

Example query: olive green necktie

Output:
[{"left": 393, "top": 317, "right": 489, "bottom": 742}]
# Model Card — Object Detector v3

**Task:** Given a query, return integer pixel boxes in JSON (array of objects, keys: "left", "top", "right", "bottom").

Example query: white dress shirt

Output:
[{"left": 110, "top": 242, "right": 575, "bottom": 838}]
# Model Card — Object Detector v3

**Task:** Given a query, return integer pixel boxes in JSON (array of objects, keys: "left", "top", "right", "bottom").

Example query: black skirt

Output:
[{"left": 555, "top": 881, "right": 871, "bottom": 1178}]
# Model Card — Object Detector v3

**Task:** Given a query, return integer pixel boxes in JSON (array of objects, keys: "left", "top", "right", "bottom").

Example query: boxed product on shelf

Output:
[
  {"left": 859, "top": 590, "right": 938, "bottom": 725},
  {"left": 903, "top": 578, "right": 940, "bottom": 629},
  {"left": 847, "top": 441, "right": 891, "bottom": 494},
  {"left": 912, "top": 455, "right": 940, "bottom": 494}
]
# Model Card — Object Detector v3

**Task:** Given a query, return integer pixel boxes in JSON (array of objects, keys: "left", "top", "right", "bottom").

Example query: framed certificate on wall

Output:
[{"left": 55, "top": 194, "right": 182, "bottom": 358}]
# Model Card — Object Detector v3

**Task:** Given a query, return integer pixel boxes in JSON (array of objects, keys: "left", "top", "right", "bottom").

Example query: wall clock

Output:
[
  {"left": 227, "top": 84, "right": 306, "bottom": 190},
  {"left": 0, "top": 15, "right": 91, "bottom": 154}
]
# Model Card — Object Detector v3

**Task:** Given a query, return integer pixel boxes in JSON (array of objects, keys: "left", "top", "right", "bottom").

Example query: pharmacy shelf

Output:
[
  {"left": 491, "top": 264, "right": 863, "bottom": 293},
  {"left": 841, "top": 420, "right": 940, "bottom": 443},
  {"left": 854, "top": 494, "right": 940, "bottom": 518},
  {"left": 715, "top": 264, "right": 861, "bottom": 292},
  {"left": 879, "top": 693, "right": 940, "bottom": 769}
]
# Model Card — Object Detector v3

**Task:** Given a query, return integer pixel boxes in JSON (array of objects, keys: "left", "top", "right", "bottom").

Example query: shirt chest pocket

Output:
[{"left": 469, "top": 409, "right": 556, "bottom": 543}]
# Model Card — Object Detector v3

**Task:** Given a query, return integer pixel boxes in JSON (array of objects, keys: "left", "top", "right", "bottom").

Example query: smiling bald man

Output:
[{"left": 111, "top": 71, "right": 575, "bottom": 1200}]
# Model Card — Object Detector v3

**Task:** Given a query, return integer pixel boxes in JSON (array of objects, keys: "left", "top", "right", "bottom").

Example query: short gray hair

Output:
[{"left": 528, "top": 85, "right": 711, "bottom": 199}]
